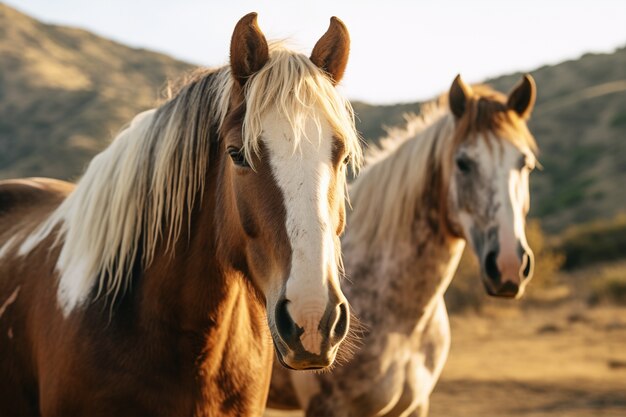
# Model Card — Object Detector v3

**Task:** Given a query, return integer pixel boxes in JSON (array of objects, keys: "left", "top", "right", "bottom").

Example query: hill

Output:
[
  {"left": 1, "top": 3, "right": 624, "bottom": 231},
  {"left": 0, "top": 3, "right": 193, "bottom": 180}
]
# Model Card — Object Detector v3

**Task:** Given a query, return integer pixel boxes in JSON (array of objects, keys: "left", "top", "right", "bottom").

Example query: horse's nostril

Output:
[
  {"left": 517, "top": 242, "right": 533, "bottom": 280},
  {"left": 331, "top": 303, "right": 349, "bottom": 343},
  {"left": 522, "top": 251, "right": 532, "bottom": 279},
  {"left": 275, "top": 299, "right": 297, "bottom": 343},
  {"left": 484, "top": 250, "right": 501, "bottom": 283}
]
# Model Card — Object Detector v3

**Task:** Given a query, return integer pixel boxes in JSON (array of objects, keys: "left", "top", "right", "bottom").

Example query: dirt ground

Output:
[
  {"left": 430, "top": 302, "right": 626, "bottom": 417},
  {"left": 267, "top": 301, "right": 626, "bottom": 417}
]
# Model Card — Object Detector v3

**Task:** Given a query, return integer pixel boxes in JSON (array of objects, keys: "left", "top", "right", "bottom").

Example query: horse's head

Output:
[
  {"left": 446, "top": 74, "right": 538, "bottom": 298},
  {"left": 219, "top": 14, "right": 360, "bottom": 370}
]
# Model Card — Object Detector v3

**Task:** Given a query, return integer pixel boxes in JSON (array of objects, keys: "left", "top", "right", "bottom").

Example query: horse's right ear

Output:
[
  {"left": 449, "top": 74, "right": 473, "bottom": 119},
  {"left": 230, "top": 12, "right": 269, "bottom": 87}
]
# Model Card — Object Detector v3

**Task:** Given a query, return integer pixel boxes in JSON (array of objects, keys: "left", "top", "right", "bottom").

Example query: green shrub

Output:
[
  {"left": 610, "top": 112, "right": 626, "bottom": 128},
  {"left": 587, "top": 264, "right": 626, "bottom": 306},
  {"left": 559, "top": 213, "right": 626, "bottom": 269}
]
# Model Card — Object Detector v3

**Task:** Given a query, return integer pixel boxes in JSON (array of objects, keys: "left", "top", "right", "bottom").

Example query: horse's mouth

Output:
[
  {"left": 274, "top": 350, "right": 324, "bottom": 371},
  {"left": 482, "top": 278, "right": 522, "bottom": 298},
  {"left": 271, "top": 338, "right": 333, "bottom": 370}
]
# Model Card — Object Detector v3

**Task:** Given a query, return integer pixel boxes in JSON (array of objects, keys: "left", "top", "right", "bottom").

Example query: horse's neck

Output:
[
  {"left": 121, "top": 246, "right": 270, "bottom": 413},
  {"left": 344, "top": 224, "right": 464, "bottom": 335},
  {"left": 126, "top": 171, "right": 271, "bottom": 415},
  {"left": 343, "top": 114, "right": 465, "bottom": 334},
  {"left": 136, "top": 163, "right": 263, "bottom": 337}
]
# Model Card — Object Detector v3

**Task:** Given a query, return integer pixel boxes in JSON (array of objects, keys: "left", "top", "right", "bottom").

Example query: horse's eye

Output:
[
  {"left": 518, "top": 156, "right": 531, "bottom": 171},
  {"left": 456, "top": 157, "right": 472, "bottom": 174},
  {"left": 228, "top": 147, "right": 250, "bottom": 168},
  {"left": 518, "top": 157, "right": 525, "bottom": 170}
]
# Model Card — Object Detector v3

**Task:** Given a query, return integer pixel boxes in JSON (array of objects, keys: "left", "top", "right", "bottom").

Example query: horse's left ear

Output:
[
  {"left": 507, "top": 74, "right": 536, "bottom": 119},
  {"left": 310, "top": 17, "right": 350, "bottom": 85},
  {"left": 230, "top": 12, "right": 270, "bottom": 87}
]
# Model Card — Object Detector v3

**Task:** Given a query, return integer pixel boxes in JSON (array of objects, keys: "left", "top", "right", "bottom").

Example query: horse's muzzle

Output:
[{"left": 272, "top": 297, "right": 349, "bottom": 369}]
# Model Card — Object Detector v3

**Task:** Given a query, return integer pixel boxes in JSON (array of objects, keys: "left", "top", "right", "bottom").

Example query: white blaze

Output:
[{"left": 263, "top": 108, "right": 336, "bottom": 355}]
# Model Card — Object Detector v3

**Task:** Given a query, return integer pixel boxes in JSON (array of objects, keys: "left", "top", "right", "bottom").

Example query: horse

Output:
[
  {"left": 0, "top": 13, "right": 363, "bottom": 416},
  {"left": 267, "top": 74, "right": 538, "bottom": 416}
]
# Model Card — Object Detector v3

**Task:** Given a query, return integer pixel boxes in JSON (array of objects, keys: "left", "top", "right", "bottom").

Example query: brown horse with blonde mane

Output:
[{"left": 0, "top": 13, "right": 362, "bottom": 416}]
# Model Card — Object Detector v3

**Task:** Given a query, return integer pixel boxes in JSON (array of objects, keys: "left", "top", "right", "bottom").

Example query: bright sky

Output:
[{"left": 6, "top": 0, "right": 626, "bottom": 104}]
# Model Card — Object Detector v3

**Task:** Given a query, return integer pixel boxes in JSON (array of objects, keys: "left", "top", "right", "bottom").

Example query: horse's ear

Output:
[
  {"left": 449, "top": 74, "right": 473, "bottom": 119},
  {"left": 310, "top": 17, "right": 350, "bottom": 85},
  {"left": 230, "top": 12, "right": 269, "bottom": 87},
  {"left": 507, "top": 74, "right": 536, "bottom": 119}
]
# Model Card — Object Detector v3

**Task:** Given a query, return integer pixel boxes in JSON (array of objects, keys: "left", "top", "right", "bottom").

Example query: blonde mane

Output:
[
  {"left": 347, "top": 101, "right": 452, "bottom": 250},
  {"left": 20, "top": 43, "right": 362, "bottom": 315},
  {"left": 347, "top": 86, "right": 536, "bottom": 252}
]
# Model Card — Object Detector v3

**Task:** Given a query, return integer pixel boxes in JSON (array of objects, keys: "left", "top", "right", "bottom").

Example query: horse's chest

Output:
[
  {"left": 196, "top": 366, "right": 270, "bottom": 417},
  {"left": 335, "top": 334, "right": 412, "bottom": 413},
  {"left": 196, "top": 324, "right": 274, "bottom": 416}
]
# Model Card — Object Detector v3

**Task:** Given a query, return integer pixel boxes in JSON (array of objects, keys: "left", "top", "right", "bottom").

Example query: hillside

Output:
[
  {"left": 0, "top": 3, "right": 193, "bottom": 180},
  {"left": 353, "top": 48, "right": 626, "bottom": 232},
  {"left": 1, "top": 3, "right": 624, "bottom": 231}
]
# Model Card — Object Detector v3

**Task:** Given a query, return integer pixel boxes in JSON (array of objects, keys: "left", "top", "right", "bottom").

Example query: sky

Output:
[{"left": 6, "top": 0, "right": 626, "bottom": 104}]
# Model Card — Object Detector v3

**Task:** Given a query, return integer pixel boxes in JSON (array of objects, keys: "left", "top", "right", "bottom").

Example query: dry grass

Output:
[
  {"left": 430, "top": 302, "right": 626, "bottom": 417},
  {"left": 588, "top": 264, "right": 626, "bottom": 306}
]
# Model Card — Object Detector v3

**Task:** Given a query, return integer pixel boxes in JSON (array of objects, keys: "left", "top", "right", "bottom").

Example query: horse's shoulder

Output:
[{"left": 0, "top": 178, "right": 74, "bottom": 211}]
